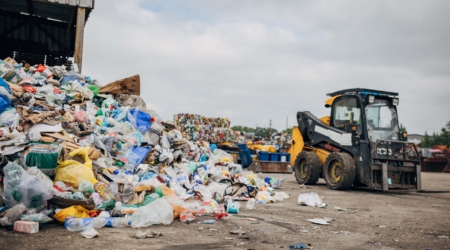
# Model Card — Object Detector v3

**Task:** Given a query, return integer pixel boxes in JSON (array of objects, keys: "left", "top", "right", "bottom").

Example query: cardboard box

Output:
[{"left": 13, "top": 221, "right": 39, "bottom": 234}]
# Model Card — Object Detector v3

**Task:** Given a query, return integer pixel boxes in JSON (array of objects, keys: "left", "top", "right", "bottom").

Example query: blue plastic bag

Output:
[
  {"left": 127, "top": 108, "right": 152, "bottom": 134},
  {"left": 0, "top": 94, "right": 12, "bottom": 113},
  {"left": 0, "top": 78, "right": 11, "bottom": 94}
]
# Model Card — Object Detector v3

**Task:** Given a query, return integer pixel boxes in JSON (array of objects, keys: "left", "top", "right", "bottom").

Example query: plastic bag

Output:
[
  {"left": 0, "top": 108, "right": 20, "bottom": 127},
  {"left": 54, "top": 205, "right": 92, "bottom": 223},
  {"left": 54, "top": 146, "right": 98, "bottom": 188},
  {"left": 0, "top": 204, "right": 26, "bottom": 226},
  {"left": 297, "top": 192, "right": 326, "bottom": 207},
  {"left": 21, "top": 212, "right": 53, "bottom": 223},
  {"left": 26, "top": 167, "right": 54, "bottom": 191},
  {"left": 27, "top": 129, "right": 42, "bottom": 141},
  {"left": 25, "top": 143, "right": 61, "bottom": 176},
  {"left": 78, "top": 179, "right": 95, "bottom": 195},
  {"left": 194, "top": 185, "right": 212, "bottom": 201},
  {"left": 35, "top": 84, "right": 54, "bottom": 95},
  {"left": 274, "top": 191, "right": 290, "bottom": 201},
  {"left": 0, "top": 93, "right": 12, "bottom": 113},
  {"left": 130, "top": 197, "right": 173, "bottom": 228},
  {"left": 2, "top": 163, "right": 53, "bottom": 209},
  {"left": 126, "top": 108, "right": 152, "bottom": 134},
  {"left": 71, "top": 81, "right": 94, "bottom": 100},
  {"left": 68, "top": 109, "right": 88, "bottom": 123}
]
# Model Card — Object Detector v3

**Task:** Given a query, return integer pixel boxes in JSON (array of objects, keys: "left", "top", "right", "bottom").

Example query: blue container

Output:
[
  {"left": 259, "top": 151, "right": 270, "bottom": 161},
  {"left": 269, "top": 153, "right": 280, "bottom": 162},
  {"left": 237, "top": 144, "right": 253, "bottom": 168}
]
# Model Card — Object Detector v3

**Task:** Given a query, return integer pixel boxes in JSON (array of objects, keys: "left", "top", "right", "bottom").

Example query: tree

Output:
[
  {"left": 255, "top": 127, "right": 278, "bottom": 138},
  {"left": 399, "top": 123, "right": 407, "bottom": 133},
  {"left": 421, "top": 120, "right": 450, "bottom": 147},
  {"left": 231, "top": 126, "right": 255, "bottom": 133},
  {"left": 283, "top": 128, "right": 293, "bottom": 134}
]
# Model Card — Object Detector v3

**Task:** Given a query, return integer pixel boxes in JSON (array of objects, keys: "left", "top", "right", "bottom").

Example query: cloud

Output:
[{"left": 83, "top": 0, "right": 450, "bottom": 134}]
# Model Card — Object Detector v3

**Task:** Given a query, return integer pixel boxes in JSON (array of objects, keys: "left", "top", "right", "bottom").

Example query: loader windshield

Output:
[{"left": 366, "top": 99, "right": 399, "bottom": 142}]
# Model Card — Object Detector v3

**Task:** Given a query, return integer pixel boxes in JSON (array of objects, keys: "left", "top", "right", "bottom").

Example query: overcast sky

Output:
[{"left": 83, "top": 0, "right": 450, "bottom": 135}]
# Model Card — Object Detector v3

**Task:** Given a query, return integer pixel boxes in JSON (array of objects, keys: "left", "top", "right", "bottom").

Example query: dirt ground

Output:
[{"left": 1, "top": 172, "right": 450, "bottom": 250}]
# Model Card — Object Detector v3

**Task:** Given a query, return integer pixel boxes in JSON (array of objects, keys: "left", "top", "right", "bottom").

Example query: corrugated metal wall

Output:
[{"left": 0, "top": 0, "right": 93, "bottom": 65}]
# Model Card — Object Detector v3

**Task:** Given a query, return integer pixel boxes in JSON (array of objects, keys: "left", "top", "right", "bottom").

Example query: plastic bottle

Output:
[
  {"left": 246, "top": 198, "right": 256, "bottom": 210},
  {"left": 105, "top": 217, "right": 130, "bottom": 227},
  {"left": 122, "top": 183, "right": 135, "bottom": 203},
  {"left": 65, "top": 217, "right": 107, "bottom": 232},
  {"left": 113, "top": 202, "right": 123, "bottom": 216}
]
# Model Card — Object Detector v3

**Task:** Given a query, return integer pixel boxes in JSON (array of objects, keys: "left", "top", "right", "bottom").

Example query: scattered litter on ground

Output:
[
  {"left": 307, "top": 218, "right": 332, "bottom": 225},
  {"left": 289, "top": 242, "right": 308, "bottom": 249},
  {"left": 298, "top": 192, "right": 326, "bottom": 208},
  {"left": 134, "top": 230, "right": 162, "bottom": 239},
  {"left": 230, "top": 229, "right": 246, "bottom": 235}
]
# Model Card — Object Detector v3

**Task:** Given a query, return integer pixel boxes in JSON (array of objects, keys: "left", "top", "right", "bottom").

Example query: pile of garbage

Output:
[
  {"left": 0, "top": 58, "right": 288, "bottom": 236},
  {"left": 173, "top": 113, "right": 237, "bottom": 143}
]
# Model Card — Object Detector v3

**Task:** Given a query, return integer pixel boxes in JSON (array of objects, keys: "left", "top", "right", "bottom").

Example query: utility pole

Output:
[
  {"left": 286, "top": 116, "right": 288, "bottom": 130},
  {"left": 269, "top": 119, "right": 272, "bottom": 138}
]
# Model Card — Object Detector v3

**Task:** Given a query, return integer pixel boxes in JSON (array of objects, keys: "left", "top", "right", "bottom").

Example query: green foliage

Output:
[
  {"left": 231, "top": 126, "right": 256, "bottom": 133},
  {"left": 399, "top": 123, "right": 407, "bottom": 133},
  {"left": 421, "top": 120, "right": 450, "bottom": 147},
  {"left": 255, "top": 127, "right": 278, "bottom": 138},
  {"left": 284, "top": 128, "right": 293, "bottom": 134},
  {"left": 231, "top": 125, "right": 280, "bottom": 138}
]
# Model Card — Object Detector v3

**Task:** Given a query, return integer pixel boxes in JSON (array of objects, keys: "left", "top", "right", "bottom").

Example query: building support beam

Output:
[{"left": 74, "top": 7, "right": 85, "bottom": 73}]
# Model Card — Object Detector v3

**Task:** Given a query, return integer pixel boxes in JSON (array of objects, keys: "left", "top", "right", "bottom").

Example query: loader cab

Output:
[
  {"left": 327, "top": 88, "right": 400, "bottom": 144},
  {"left": 330, "top": 96, "right": 363, "bottom": 135},
  {"left": 365, "top": 98, "right": 399, "bottom": 143}
]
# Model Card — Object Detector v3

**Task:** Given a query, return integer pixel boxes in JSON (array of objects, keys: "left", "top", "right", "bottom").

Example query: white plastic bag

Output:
[
  {"left": 0, "top": 203, "right": 26, "bottom": 226},
  {"left": 194, "top": 185, "right": 212, "bottom": 201},
  {"left": 274, "top": 192, "right": 290, "bottom": 201},
  {"left": 297, "top": 192, "right": 326, "bottom": 207},
  {"left": 130, "top": 197, "right": 173, "bottom": 228},
  {"left": 28, "top": 129, "right": 42, "bottom": 141},
  {"left": 2, "top": 163, "right": 53, "bottom": 208}
]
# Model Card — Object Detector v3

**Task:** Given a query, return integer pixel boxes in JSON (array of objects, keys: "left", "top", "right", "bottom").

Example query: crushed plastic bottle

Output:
[
  {"left": 246, "top": 198, "right": 256, "bottom": 210},
  {"left": 65, "top": 217, "right": 107, "bottom": 232},
  {"left": 105, "top": 217, "right": 130, "bottom": 227}
]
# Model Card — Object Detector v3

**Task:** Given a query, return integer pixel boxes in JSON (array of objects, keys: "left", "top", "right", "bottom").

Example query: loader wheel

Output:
[
  {"left": 323, "top": 152, "right": 355, "bottom": 190},
  {"left": 294, "top": 152, "right": 321, "bottom": 185}
]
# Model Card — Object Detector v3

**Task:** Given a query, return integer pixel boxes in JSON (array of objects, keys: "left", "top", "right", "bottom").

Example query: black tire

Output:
[
  {"left": 293, "top": 151, "right": 321, "bottom": 185},
  {"left": 323, "top": 152, "right": 355, "bottom": 190}
]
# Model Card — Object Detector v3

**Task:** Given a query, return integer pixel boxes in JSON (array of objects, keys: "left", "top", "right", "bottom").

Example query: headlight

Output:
[{"left": 392, "top": 98, "right": 399, "bottom": 106}]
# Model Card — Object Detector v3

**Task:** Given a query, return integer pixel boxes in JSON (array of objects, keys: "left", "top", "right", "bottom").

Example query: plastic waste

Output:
[
  {"left": 274, "top": 192, "right": 290, "bottom": 201},
  {"left": 105, "top": 217, "right": 130, "bottom": 227},
  {"left": 2, "top": 163, "right": 53, "bottom": 208},
  {"left": 180, "top": 211, "right": 196, "bottom": 223},
  {"left": 0, "top": 203, "right": 26, "bottom": 226},
  {"left": 54, "top": 205, "right": 94, "bottom": 223},
  {"left": 298, "top": 192, "right": 326, "bottom": 207},
  {"left": 65, "top": 217, "right": 108, "bottom": 232},
  {"left": 81, "top": 226, "right": 99, "bottom": 238},
  {"left": 246, "top": 198, "right": 256, "bottom": 210},
  {"left": 78, "top": 179, "right": 95, "bottom": 195},
  {"left": 227, "top": 201, "right": 240, "bottom": 214},
  {"left": 130, "top": 197, "right": 173, "bottom": 228},
  {"left": 28, "top": 129, "right": 42, "bottom": 141},
  {"left": 20, "top": 212, "right": 53, "bottom": 223},
  {"left": 194, "top": 185, "right": 212, "bottom": 201}
]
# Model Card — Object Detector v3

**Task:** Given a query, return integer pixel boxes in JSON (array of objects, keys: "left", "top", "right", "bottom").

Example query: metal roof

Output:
[
  {"left": 327, "top": 88, "right": 399, "bottom": 97},
  {"left": 0, "top": 0, "right": 94, "bottom": 65}
]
